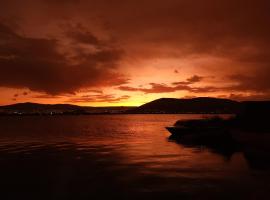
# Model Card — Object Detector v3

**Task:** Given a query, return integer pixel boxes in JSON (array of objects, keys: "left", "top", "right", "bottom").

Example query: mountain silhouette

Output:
[
  {"left": 1, "top": 98, "right": 269, "bottom": 115},
  {"left": 1, "top": 102, "right": 83, "bottom": 111},
  {"left": 128, "top": 97, "right": 241, "bottom": 114},
  {"left": 0, "top": 102, "right": 134, "bottom": 115}
]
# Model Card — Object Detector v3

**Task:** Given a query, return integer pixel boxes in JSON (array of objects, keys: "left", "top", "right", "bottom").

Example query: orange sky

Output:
[{"left": 0, "top": 0, "right": 270, "bottom": 106}]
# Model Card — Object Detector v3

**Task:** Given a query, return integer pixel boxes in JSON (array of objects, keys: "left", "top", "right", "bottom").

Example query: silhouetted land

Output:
[
  {"left": 1, "top": 97, "right": 270, "bottom": 116},
  {"left": 164, "top": 100, "right": 270, "bottom": 177},
  {"left": 166, "top": 100, "right": 270, "bottom": 154},
  {"left": 169, "top": 100, "right": 270, "bottom": 133},
  {"left": 0, "top": 102, "right": 135, "bottom": 115},
  {"left": 128, "top": 97, "right": 241, "bottom": 114}
]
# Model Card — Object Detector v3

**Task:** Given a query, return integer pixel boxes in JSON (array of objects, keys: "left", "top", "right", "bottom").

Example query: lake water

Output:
[{"left": 0, "top": 114, "right": 270, "bottom": 200}]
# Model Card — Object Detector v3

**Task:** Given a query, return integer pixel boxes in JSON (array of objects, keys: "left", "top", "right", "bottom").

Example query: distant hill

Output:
[
  {"left": 1, "top": 98, "right": 267, "bottom": 115},
  {"left": 127, "top": 97, "right": 241, "bottom": 114},
  {"left": 1, "top": 102, "right": 83, "bottom": 111},
  {"left": 0, "top": 102, "right": 135, "bottom": 115}
]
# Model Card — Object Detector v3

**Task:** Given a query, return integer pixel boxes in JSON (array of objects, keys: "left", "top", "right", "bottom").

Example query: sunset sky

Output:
[{"left": 0, "top": 0, "right": 270, "bottom": 106}]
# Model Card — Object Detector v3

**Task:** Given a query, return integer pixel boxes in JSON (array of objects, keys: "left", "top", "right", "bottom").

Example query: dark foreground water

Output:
[{"left": 0, "top": 115, "right": 270, "bottom": 200}]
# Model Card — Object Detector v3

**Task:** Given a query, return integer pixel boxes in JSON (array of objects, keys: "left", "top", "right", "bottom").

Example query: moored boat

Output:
[{"left": 166, "top": 117, "right": 231, "bottom": 140}]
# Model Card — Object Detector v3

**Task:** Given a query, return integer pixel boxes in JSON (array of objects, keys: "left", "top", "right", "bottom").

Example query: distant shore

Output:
[
  {"left": 0, "top": 112, "right": 235, "bottom": 116},
  {"left": 1, "top": 97, "right": 269, "bottom": 116}
]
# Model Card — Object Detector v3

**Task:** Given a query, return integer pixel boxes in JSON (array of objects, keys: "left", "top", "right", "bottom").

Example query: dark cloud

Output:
[
  {"left": 223, "top": 93, "right": 270, "bottom": 101},
  {"left": 78, "top": 89, "right": 103, "bottom": 94},
  {"left": 118, "top": 75, "right": 217, "bottom": 94},
  {"left": 227, "top": 72, "right": 270, "bottom": 93},
  {"left": 65, "top": 23, "right": 100, "bottom": 45},
  {"left": 0, "top": 23, "right": 128, "bottom": 95},
  {"left": 2, "top": 0, "right": 270, "bottom": 60},
  {"left": 42, "top": 0, "right": 80, "bottom": 6},
  {"left": 142, "top": 83, "right": 188, "bottom": 93},
  {"left": 12, "top": 91, "right": 28, "bottom": 99},
  {"left": 186, "top": 75, "right": 204, "bottom": 84},
  {"left": 67, "top": 0, "right": 270, "bottom": 64},
  {"left": 117, "top": 74, "right": 260, "bottom": 94},
  {"left": 0, "top": 0, "right": 270, "bottom": 101},
  {"left": 32, "top": 94, "right": 65, "bottom": 99},
  {"left": 118, "top": 83, "right": 187, "bottom": 93},
  {"left": 191, "top": 86, "right": 219, "bottom": 93},
  {"left": 172, "top": 75, "right": 204, "bottom": 85},
  {"left": 67, "top": 94, "right": 130, "bottom": 103}
]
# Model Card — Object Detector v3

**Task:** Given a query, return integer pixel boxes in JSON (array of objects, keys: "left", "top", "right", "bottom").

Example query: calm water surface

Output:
[{"left": 0, "top": 114, "right": 269, "bottom": 200}]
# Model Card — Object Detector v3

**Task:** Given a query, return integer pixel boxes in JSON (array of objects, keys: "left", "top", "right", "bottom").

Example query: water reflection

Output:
[
  {"left": 0, "top": 115, "right": 270, "bottom": 199},
  {"left": 169, "top": 130, "right": 270, "bottom": 172},
  {"left": 168, "top": 135, "right": 240, "bottom": 160}
]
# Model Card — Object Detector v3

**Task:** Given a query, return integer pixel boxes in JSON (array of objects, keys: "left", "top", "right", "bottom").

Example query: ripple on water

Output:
[{"left": 0, "top": 115, "right": 269, "bottom": 200}]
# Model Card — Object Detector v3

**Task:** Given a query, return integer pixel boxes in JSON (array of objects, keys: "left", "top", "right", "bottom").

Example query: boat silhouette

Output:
[{"left": 166, "top": 117, "right": 231, "bottom": 141}]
